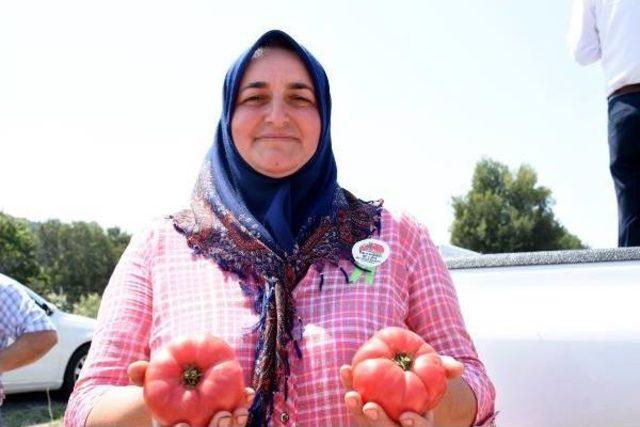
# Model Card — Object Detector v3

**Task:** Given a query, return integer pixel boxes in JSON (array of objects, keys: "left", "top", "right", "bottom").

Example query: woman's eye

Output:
[
  {"left": 292, "top": 95, "right": 314, "bottom": 105},
  {"left": 243, "top": 95, "right": 265, "bottom": 104}
]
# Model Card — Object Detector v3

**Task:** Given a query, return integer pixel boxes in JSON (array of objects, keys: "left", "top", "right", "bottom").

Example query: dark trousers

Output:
[{"left": 608, "top": 91, "right": 640, "bottom": 247}]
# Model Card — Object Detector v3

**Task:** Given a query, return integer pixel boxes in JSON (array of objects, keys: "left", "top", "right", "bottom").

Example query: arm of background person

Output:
[
  {"left": 568, "top": 0, "right": 601, "bottom": 65},
  {"left": 402, "top": 215, "right": 496, "bottom": 427},
  {"left": 0, "top": 330, "right": 58, "bottom": 373},
  {"left": 0, "top": 282, "right": 58, "bottom": 373}
]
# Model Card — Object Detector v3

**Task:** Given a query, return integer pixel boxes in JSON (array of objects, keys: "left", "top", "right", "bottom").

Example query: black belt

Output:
[{"left": 610, "top": 83, "right": 640, "bottom": 99}]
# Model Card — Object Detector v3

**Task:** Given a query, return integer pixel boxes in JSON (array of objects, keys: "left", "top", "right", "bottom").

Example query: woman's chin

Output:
[
  {"left": 255, "top": 165, "right": 300, "bottom": 178},
  {"left": 252, "top": 158, "right": 305, "bottom": 178},
  {"left": 256, "top": 165, "right": 300, "bottom": 178}
]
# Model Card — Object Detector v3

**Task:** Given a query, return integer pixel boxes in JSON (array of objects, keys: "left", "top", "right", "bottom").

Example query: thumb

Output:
[
  {"left": 339, "top": 365, "right": 354, "bottom": 390},
  {"left": 127, "top": 360, "right": 150, "bottom": 386},
  {"left": 440, "top": 355, "right": 464, "bottom": 379}
]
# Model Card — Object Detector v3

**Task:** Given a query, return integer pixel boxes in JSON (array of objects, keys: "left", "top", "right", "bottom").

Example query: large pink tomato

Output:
[
  {"left": 351, "top": 327, "right": 449, "bottom": 421},
  {"left": 143, "top": 335, "right": 245, "bottom": 427}
]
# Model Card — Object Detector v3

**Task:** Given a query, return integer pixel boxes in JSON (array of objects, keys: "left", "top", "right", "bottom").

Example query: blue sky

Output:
[{"left": 0, "top": 0, "right": 615, "bottom": 248}]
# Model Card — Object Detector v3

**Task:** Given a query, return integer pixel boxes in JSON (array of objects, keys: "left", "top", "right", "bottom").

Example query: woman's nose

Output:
[{"left": 265, "top": 99, "right": 289, "bottom": 127}]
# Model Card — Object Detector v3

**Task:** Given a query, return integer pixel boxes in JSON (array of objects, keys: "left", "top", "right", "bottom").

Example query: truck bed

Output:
[{"left": 447, "top": 248, "right": 640, "bottom": 427}]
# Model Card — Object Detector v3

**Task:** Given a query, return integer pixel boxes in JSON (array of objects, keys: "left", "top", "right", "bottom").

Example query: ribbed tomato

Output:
[
  {"left": 351, "top": 327, "right": 450, "bottom": 421},
  {"left": 143, "top": 335, "right": 246, "bottom": 427}
]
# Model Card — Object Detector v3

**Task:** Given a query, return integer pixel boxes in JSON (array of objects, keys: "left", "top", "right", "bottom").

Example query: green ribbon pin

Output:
[{"left": 349, "top": 266, "right": 377, "bottom": 285}]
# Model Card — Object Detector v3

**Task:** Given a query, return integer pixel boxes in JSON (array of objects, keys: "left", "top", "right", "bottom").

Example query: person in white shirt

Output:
[{"left": 569, "top": 0, "right": 640, "bottom": 247}]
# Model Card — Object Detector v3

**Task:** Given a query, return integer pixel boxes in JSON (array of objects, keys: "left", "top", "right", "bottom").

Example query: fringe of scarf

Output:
[{"left": 172, "top": 190, "right": 382, "bottom": 426}]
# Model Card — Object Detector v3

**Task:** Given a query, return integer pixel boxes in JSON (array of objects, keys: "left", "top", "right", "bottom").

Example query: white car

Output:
[{"left": 1, "top": 273, "right": 96, "bottom": 396}]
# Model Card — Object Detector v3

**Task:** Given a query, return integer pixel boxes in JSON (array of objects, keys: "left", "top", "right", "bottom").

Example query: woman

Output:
[{"left": 64, "top": 30, "right": 496, "bottom": 427}]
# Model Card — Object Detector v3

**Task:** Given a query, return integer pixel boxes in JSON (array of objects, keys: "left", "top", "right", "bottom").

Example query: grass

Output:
[{"left": 2, "top": 391, "right": 66, "bottom": 427}]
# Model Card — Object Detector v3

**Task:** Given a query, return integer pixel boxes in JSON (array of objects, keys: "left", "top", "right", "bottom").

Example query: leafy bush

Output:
[
  {"left": 45, "top": 291, "right": 73, "bottom": 313},
  {"left": 72, "top": 293, "right": 102, "bottom": 318}
]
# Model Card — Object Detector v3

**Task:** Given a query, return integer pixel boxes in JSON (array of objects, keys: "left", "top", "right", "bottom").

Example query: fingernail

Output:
[
  {"left": 364, "top": 409, "right": 378, "bottom": 420},
  {"left": 401, "top": 418, "right": 415, "bottom": 426},
  {"left": 347, "top": 397, "right": 357, "bottom": 409},
  {"left": 219, "top": 416, "right": 231, "bottom": 427},
  {"left": 236, "top": 415, "right": 247, "bottom": 425}
]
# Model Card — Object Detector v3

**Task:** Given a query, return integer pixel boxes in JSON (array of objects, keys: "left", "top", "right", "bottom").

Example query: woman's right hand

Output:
[{"left": 127, "top": 360, "right": 255, "bottom": 427}]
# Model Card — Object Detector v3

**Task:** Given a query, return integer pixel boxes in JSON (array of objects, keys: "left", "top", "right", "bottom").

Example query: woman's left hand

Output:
[{"left": 339, "top": 365, "right": 435, "bottom": 427}]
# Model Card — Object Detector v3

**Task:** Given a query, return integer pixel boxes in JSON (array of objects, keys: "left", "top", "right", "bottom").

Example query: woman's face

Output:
[{"left": 231, "top": 48, "right": 321, "bottom": 178}]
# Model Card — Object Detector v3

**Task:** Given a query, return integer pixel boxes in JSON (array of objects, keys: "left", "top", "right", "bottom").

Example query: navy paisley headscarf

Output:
[{"left": 210, "top": 29, "right": 338, "bottom": 255}]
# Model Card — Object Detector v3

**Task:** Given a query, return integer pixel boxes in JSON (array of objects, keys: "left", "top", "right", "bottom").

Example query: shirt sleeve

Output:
[
  {"left": 568, "top": 0, "right": 601, "bottom": 65},
  {"left": 401, "top": 218, "right": 496, "bottom": 426},
  {"left": 63, "top": 225, "right": 155, "bottom": 427},
  {"left": 0, "top": 283, "right": 56, "bottom": 336}
]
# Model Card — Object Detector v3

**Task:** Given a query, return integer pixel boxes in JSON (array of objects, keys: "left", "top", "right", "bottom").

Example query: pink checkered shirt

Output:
[{"left": 64, "top": 209, "right": 495, "bottom": 426}]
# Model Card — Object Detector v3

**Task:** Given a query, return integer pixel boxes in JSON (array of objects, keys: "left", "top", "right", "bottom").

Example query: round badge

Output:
[{"left": 352, "top": 238, "right": 390, "bottom": 270}]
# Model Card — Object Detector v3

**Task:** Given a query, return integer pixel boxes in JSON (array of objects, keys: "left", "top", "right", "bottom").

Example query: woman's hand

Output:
[
  {"left": 340, "top": 364, "right": 434, "bottom": 427},
  {"left": 339, "top": 355, "right": 464, "bottom": 427},
  {"left": 127, "top": 361, "right": 255, "bottom": 427}
]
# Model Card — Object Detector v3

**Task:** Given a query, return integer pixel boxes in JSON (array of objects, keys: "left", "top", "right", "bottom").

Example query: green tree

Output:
[
  {"left": 33, "top": 220, "right": 130, "bottom": 304},
  {"left": 0, "top": 212, "right": 42, "bottom": 285},
  {"left": 450, "top": 158, "right": 586, "bottom": 253},
  {"left": 106, "top": 227, "right": 131, "bottom": 265}
]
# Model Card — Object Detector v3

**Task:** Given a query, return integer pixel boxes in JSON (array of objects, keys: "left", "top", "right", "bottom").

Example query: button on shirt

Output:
[
  {"left": 0, "top": 282, "right": 56, "bottom": 405},
  {"left": 64, "top": 210, "right": 496, "bottom": 426},
  {"left": 568, "top": 0, "right": 640, "bottom": 96}
]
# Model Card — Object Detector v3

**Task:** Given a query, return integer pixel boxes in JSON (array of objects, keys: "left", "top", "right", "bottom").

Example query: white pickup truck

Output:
[{"left": 445, "top": 248, "right": 640, "bottom": 427}]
